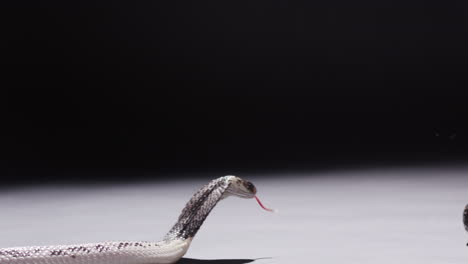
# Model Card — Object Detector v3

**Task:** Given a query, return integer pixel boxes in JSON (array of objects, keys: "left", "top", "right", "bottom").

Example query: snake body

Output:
[
  {"left": 464, "top": 204, "right": 468, "bottom": 232},
  {"left": 0, "top": 176, "right": 259, "bottom": 264}
]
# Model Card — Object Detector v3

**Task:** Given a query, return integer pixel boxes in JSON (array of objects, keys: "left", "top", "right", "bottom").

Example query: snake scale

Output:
[{"left": 0, "top": 176, "right": 272, "bottom": 264}]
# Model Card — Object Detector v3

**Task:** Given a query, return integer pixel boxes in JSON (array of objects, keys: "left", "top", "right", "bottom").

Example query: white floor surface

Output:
[{"left": 1, "top": 167, "right": 467, "bottom": 263}]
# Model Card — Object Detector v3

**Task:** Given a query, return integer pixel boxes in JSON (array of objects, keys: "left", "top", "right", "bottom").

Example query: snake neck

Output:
[{"left": 163, "top": 176, "right": 233, "bottom": 241}]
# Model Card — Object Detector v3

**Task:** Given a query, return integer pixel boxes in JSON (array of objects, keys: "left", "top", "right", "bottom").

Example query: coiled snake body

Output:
[{"left": 0, "top": 176, "right": 268, "bottom": 264}]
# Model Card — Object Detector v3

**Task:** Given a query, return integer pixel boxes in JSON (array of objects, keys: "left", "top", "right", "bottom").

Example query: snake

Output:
[
  {"left": 464, "top": 204, "right": 468, "bottom": 246},
  {"left": 0, "top": 175, "right": 273, "bottom": 264}
]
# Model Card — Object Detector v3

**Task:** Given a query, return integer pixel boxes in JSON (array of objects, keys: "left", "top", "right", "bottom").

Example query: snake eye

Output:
[{"left": 244, "top": 181, "right": 256, "bottom": 194}]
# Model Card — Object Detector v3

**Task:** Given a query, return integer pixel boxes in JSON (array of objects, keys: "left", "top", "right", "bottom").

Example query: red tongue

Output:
[{"left": 254, "top": 195, "right": 274, "bottom": 212}]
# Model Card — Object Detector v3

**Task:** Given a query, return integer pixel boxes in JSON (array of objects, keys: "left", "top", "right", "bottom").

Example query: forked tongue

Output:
[{"left": 254, "top": 195, "right": 276, "bottom": 213}]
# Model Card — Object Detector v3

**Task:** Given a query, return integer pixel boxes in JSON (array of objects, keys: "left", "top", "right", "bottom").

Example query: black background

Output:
[{"left": 2, "top": 0, "right": 468, "bottom": 183}]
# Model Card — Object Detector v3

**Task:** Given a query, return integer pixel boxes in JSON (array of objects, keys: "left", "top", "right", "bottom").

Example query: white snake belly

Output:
[{"left": 0, "top": 239, "right": 191, "bottom": 264}]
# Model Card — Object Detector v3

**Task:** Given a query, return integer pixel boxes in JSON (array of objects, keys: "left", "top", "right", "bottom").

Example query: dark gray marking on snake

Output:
[
  {"left": 50, "top": 250, "right": 64, "bottom": 256},
  {"left": 164, "top": 177, "right": 231, "bottom": 240}
]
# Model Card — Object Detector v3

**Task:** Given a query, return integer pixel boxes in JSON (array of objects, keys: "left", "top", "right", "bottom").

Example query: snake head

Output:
[{"left": 224, "top": 176, "right": 257, "bottom": 199}]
